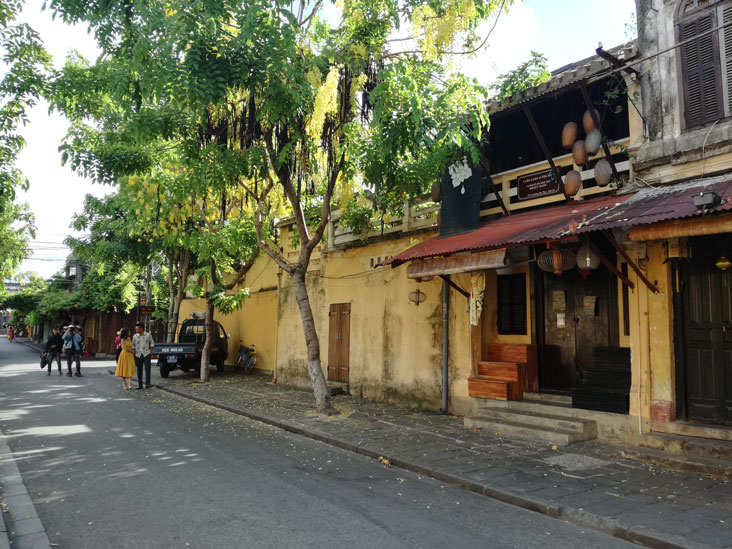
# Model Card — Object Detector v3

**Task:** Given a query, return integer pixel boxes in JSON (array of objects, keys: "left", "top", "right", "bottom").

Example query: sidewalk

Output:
[{"left": 156, "top": 371, "right": 731, "bottom": 549}]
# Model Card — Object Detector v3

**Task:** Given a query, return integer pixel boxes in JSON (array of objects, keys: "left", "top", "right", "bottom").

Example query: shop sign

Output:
[{"left": 516, "top": 169, "right": 561, "bottom": 201}]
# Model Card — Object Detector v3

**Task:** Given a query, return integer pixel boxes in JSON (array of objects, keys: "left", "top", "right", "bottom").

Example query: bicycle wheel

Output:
[{"left": 244, "top": 354, "right": 256, "bottom": 374}]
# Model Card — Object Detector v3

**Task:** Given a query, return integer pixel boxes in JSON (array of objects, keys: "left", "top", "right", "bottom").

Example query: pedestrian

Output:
[
  {"left": 114, "top": 330, "right": 122, "bottom": 362},
  {"left": 7, "top": 325, "right": 14, "bottom": 341},
  {"left": 44, "top": 327, "right": 64, "bottom": 376},
  {"left": 132, "top": 322, "right": 154, "bottom": 389},
  {"left": 62, "top": 325, "right": 83, "bottom": 377},
  {"left": 114, "top": 328, "right": 136, "bottom": 390}
]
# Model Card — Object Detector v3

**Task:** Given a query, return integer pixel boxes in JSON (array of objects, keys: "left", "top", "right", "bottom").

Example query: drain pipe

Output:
[{"left": 441, "top": 276, "right": 450, "bottom": 414}]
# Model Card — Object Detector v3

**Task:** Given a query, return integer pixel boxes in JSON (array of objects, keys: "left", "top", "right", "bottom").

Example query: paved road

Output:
[{"left": 0, "top": 340, "right": 635, "bottom": 548}]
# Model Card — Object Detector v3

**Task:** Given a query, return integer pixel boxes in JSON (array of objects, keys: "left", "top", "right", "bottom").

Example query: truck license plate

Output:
[{"left": 167, "top": 356, "right": 178, "bottom": 363}]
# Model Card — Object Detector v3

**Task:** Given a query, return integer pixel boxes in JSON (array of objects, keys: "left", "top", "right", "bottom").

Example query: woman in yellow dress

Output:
[{"left": 114, "top": 327, "right": 136, "bottom": 390}]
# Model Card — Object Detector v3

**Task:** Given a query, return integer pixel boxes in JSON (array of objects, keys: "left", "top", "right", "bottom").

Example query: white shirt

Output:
[{"left": 132, "top": 331, "right": 154, "bottom": 357}]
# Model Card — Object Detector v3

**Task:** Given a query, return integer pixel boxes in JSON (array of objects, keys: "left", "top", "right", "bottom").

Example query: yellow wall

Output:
[
  {"left": 178, "top": 254, "right": 280, "bottom": 370},
  {"left": 625, "top": 241, "right": 674, "bottom": 421}
]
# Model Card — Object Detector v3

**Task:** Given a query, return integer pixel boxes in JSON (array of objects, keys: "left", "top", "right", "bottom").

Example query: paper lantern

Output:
[
  {"left": 564, "top": 170, "right": 582, "bottom": 197},
  {"left": 583, "top": 108, "right": 600, "bottom": 133},
  {"left": 594, "top": 158, "right": 613, "bottom": 186},
  {"left": 576, "top": 244, "right": 600, "bottom": 270},
  {"left": 561, "top": 122, "right": 579, "bottom": 149},
  {"left": 572, "top": 140, "right": 588, "bottom": 166},
  {"left": 585, "top": 129, "right": 602, "bottom": 155},
  {"left": 538, "top": 246, "right": 576, "bottom": 277}
]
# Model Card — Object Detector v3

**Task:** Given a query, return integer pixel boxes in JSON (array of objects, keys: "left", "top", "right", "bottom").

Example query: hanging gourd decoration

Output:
[
  {"left": 572, "top": 140, "right": 588, "bottom": 166},
  {"left": 583, "top": 108, "right": 600, "bottom": 133},
  {"left": 561, "top": 122, "right": 579, "bottom": 149},
  {"left": 564, "top": 170, "right": 582, "bottom": 197},
  {"left": 594, "top": 158, "right": 613, "bottom": 186},
  {"left": 430, "top": 180, "right": 441, "bottom": 202},
  {"left": 585, "top": 128, "right": 602, "bottom": 156},
  {"left": 538, "top": 246, "right": 577, "bottom": 277},
  {"left": 576, "top": 243, "right": 600, "bottom": 270}
]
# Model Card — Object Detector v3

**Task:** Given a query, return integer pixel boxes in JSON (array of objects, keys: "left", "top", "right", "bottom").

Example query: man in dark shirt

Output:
[{"left": 45, "top": 327, "right": 63, "bottom": 376}]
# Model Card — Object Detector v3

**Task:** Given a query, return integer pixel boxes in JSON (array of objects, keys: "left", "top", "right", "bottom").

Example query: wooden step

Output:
[
  {"left": 487, "top": 343, "right": 535, "bottom": 364},
  {"left": 468, "top": 378, "right": 521, "bottom": 400},
  {"left": 477, "top": 361, "right": 522, "bottom": 381}
]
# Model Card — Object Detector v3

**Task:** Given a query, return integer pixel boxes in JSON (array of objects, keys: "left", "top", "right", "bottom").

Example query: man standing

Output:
[
  {"left": 62, "top": 325, "right": 83, "bottom": 377},
  {"left": 44, "top": 327, "right": 64, "bottom": 376},
  {"left": 132, "top": 322, "right": 154, "bottom": 389}
]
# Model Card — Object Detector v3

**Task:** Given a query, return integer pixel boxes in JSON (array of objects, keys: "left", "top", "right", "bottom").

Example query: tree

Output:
[
  {"left": 45, "top": 0, "right": 511, "bottom": 412},
  {"left": 491, "top": 51, "right": 550, "bottom": 100},
  {"left": 0, "top": 0, "right": 50, "bottom": 284}
]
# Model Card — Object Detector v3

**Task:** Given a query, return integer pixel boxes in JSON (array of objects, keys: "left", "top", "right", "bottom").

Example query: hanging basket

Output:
[{"left": 538, "top": 246, "right": 577, "bottom": 277}]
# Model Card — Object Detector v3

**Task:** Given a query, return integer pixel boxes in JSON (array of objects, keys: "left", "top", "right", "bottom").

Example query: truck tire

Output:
[
  {"left": 160, "top": 362, "right": 170, "bottom": 378},
  {"left": 216, "top": 356, "right": 225, "bottom": 372}
]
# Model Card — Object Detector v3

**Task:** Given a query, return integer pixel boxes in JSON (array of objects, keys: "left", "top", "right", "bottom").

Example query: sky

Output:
[{"left": 13, "top": 0, "right": 636, "bottom": 279}]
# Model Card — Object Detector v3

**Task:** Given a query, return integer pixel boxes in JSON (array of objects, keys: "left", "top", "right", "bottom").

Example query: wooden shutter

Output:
[
  {"left": 497, "top": 273, "right": 527, "bottom": 335},
  {"left": 679, "top": 13, "right": 724, "bottom": 127},
  {"left": 718, "top": 3, "right": 732, "bottom": 116}
]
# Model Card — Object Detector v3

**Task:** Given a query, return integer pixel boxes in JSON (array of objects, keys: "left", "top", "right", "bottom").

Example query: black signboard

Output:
[
  {"left": 516, "top": 169, "right": 561, "bottom": 201},
  {"left": 439, "top": 158, "right": 483, "bottom": 238}
]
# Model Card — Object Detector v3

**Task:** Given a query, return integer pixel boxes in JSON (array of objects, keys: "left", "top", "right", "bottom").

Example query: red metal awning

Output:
[
  {"left": 389, "top": 176, "right": 732, "bottom": 268},
  {"left": 389, "top": 194, "right": 627, "bottom": 267}
]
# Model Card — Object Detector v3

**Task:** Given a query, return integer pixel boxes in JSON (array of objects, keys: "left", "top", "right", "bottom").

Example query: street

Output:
[{"left": 0, "top": 339, "right": 634, "bottom": 548}]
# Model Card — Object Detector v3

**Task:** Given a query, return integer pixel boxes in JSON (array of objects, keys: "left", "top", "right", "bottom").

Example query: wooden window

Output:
[
  {"left": 497, "top": 273, "right": 527, "bottom": 335},
  {"left": 679, "top": 12, "right": 723, "bottom": 127}
]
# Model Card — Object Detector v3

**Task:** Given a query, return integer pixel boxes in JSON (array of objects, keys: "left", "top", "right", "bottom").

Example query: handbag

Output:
[{"left": 40, "top": 352, "right": 48, "bottom": 369}]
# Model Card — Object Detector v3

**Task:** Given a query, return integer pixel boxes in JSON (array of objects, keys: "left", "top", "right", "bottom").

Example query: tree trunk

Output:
[
  {"left": 291, "top": 268, "right": 331, "bottom": 413},
  {"left": 166, "top": 254, "right": 177, "bottom": 343},
  {"left": 199, "top": 296, "right": 214, "bottom": 383}
]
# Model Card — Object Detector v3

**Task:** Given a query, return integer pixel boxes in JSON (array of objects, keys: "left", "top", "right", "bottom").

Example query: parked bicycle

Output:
[{"left": 236, "top": 342, "right": 257, "bottom": 374}]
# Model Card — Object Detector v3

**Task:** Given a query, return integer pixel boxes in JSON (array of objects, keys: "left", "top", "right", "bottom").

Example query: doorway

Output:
[
  {"left": 537, "top": 250, "right": 619, "bottom": 392},
  {"left": 677, "top": 236, "right": 732, "bottom": 424},
  {"left": 327, "top": 303, "right": 351, "bottom": 383}
]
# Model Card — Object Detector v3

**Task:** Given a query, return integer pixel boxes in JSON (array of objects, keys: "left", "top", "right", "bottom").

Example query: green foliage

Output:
[
  {"left": 340, "top": 201, "right": 372, "bottom": 235},
  {"left": 0, "top": 0, "right": 48, "bottom": 283},
  {"left": 491, "top": 51, "right": 550, "bottom": 100}
]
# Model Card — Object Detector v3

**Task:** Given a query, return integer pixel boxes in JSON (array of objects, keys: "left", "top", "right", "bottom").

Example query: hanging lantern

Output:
[
  {"left": 585, "top": 129, "right": 602, "bottom": 155},
  {"left": 576, "top": 243, "right": 600, "bottom": 270},
  {"left": 538, "top": 246, "right": 576, "bottom": 277},
  {"left": 583, "top": 108, "right": 600, "bottom": 133},
  {"left": 408, "top": 289, "right": 427, "bottom": 306},
  {"left": 594, "top": 158, "right": 613, "bottom": 186},
  {"left": 564, "top": 170, "right": 582, "bottom": 197},
  {"left": 716, "top": 256, "right": 732, "bottom": 271},
  {"left": 561, "top": 122, "right": 579, "bottom": 149},
  {"left": 572, "top": 140, "right": 588, "bottom": 166}
]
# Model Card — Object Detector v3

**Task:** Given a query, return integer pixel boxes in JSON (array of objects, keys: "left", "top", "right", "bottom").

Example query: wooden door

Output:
[
  {"left": 540, "top": 266, "right": 618, "bottom": 391},
  {"left": 327, "top": 303, "right": 351, "bottom": 383},
  {"left": 681, "top": 244, "right": 732, "bottom": 424}
]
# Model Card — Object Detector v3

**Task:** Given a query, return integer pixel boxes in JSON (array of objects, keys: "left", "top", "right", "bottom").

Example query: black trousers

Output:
[
  {"left": 66, "top": 350, "right": 81, "bottom": 373},
  {"left": 136, "top": 354, "right": 151, "bottom": 387},
  {"left": 47, "top": 350, "right": 62, "bottom": 372}
]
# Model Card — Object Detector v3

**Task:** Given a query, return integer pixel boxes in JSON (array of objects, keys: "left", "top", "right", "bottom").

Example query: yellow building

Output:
[{"left": 180, "top": 32, "right": 732, "bottom": 458}]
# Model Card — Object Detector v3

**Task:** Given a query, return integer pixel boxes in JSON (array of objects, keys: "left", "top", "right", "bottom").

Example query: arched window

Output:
[{"left": 676, "top": 0, "right": 732, "bottom": 127}]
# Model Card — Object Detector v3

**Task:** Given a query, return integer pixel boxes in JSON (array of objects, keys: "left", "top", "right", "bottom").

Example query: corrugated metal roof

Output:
[
  {"left": 570, "top": 176, "right": 732, "bottom": 235},
  {"left": 389, "top": 195, "right": 627, "bottom": 267},
  {"left": 487, "top": 42, "right": 638, "bottom": 115},
  {"left": 389, "top": 176, "right": 732, "bottom": 268}
]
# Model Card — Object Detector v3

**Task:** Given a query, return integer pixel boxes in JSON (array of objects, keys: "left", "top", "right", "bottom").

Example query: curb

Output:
[
  {"left": 0, "top": 428, "right": 51, "bottom": 549},
  {"left": 156, "top": 385, "right": 710, "bottom": 549}
]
